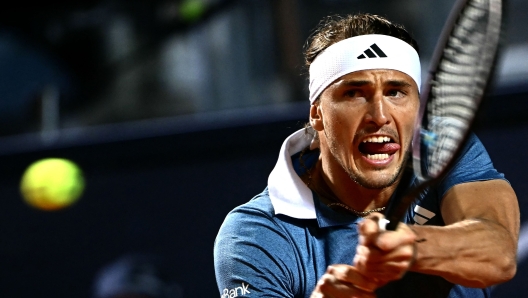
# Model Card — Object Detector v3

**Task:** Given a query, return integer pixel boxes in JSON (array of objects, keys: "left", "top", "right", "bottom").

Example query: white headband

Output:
[{"left": 309, "top": 34, "right": 421, "bottom": 104}]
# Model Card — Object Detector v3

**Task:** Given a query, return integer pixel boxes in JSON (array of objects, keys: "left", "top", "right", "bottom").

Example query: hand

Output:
[
  {"left": 311, "top": 264, "right": 378, "bottom": 298},
  {"left": 353, "top": 213, "right": 416, "bottom": 284}
]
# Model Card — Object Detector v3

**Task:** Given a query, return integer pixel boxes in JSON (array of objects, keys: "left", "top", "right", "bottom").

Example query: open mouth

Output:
[{"left": 359, "top": 136, "right": 400, "bottom": 160}]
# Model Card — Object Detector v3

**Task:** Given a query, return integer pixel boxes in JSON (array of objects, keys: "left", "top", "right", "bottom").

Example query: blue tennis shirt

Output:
[{"left": 214, "top": 128, "right": 504, "bottom": 298}]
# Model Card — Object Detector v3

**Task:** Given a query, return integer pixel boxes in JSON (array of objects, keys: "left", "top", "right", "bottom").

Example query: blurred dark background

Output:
[{"left": 0, "top": 0, "right": 527, "bottom": 297}]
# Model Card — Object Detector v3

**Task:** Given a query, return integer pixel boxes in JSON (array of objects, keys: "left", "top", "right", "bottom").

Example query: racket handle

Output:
[
  {"left": 384, "top": 217, "right": 400, "bottom": 231},
  {"left": 378, "top": 218, "right": 391, "bottom": 231}
]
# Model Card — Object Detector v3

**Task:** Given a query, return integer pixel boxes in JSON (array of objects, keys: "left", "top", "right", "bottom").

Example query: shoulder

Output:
[
  {"left": 216, "top": 188, "right": 302, "bottom": 246},
  {"left": 457, "top": 133, "right": 500, "bottom": 171},
  {"left": 214, "top": 188, "right": 294, "bottom": 256},
  {"left": 409, "top": 133, "right": 506, "bottom": 226},
  {"left": 220, "top": 188, "right": 275, "bottom": 228},
  {"left": 441, "top": 132, "right": 505, "bottom": 192},
  {"left": 214, "top": 189, "right": 303, "bottom": 296}
]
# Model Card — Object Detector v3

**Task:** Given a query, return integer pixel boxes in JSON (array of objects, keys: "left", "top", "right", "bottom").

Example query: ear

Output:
[{"left": 309, "top": 103, "right": 324, "bottom": 131}]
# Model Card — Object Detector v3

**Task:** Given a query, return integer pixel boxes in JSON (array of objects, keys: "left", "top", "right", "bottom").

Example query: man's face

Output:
[{"left": 312, "top": 69, "right": 420, "bottom": 189}]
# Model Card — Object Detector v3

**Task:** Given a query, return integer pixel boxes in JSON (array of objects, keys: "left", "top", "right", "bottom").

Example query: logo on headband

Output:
[{"left": 357, "top": 43, "right": 387, "bottom": 59}]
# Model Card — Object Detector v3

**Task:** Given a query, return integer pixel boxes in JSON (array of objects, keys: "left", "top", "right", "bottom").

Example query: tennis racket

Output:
[{"left": 382, "top": 0, "right": 505, "bottom": 231}]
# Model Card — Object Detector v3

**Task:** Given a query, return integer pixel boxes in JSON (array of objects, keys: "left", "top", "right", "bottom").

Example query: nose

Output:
[{"left": 364, "top": 94, "right": 390, "bottom": 127}]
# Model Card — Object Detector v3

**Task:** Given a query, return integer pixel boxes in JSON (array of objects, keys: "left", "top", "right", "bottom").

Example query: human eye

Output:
[
  {"left": 343, "top": 89, "right": 363, "bottom": 99},
  {"left": 386, "top": 89, "right": 406, "bottom": 98},
  {"left": 345, "top": 90, "right": 357, "bottom": 97}
]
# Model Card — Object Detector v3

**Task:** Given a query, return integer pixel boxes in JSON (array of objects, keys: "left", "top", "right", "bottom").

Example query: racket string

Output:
[{"left": 422, "top": 0, "right": 501, "bottom": 178}]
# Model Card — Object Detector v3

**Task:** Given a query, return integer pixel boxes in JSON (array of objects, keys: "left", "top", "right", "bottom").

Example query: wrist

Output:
[{"left": 408, "top": 226, "right": 426, "bottom": 270}]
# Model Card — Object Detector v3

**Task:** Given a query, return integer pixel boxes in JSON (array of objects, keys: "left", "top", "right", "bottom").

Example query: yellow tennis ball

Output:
[{"left": 20, "top": 158, "right": 85, "bottom": 211}]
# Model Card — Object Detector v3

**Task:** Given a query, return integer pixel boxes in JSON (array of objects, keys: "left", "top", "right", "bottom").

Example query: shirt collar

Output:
[
  {"left": 268, "top": 128, "right": 364, "bottom": 227},
  {"left": 268, "top": 128, "right": 316, "bottom": 219}
]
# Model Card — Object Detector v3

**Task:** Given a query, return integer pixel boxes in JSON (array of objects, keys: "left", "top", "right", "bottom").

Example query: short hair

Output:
[{"left": 303, "top": 13, "right": 419, "bottom": 70}]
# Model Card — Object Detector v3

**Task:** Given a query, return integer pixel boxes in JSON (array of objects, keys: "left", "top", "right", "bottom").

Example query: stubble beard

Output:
[
  {"left": 328, "top": 139, "right": 411, "bottom": 190},
  {"left": 344, "top": 156, "right": 405, "bottom": 189}
]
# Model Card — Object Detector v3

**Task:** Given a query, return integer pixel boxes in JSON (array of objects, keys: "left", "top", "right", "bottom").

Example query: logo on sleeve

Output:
[
  {"left": 221, "top": 282, "right": 251, "bottom": 297},
  {"left": 413, "top": 205, "right": 436, "bottom": 225}
]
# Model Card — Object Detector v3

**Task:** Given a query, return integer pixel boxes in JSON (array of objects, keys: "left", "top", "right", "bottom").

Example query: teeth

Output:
[
  {"left": 367, "top": 154, "right": 390, "bottom": 160},
  {"left": 362, "top": 136, "right": 391, "bottom": 143}
]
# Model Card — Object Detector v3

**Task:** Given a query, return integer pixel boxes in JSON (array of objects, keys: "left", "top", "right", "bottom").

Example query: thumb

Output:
[{"left": 358, "top": 212, "right": 385, "bottom": 246}]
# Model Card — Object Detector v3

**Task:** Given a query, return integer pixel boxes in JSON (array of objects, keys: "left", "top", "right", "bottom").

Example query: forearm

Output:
[{"left": 409, "top": 219, "right": 517, "bottom": 288}]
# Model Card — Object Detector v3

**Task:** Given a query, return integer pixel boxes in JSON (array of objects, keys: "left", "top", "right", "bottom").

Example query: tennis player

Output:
[{"left": 214, "top": 13, "right": 519, "bottom": 298}]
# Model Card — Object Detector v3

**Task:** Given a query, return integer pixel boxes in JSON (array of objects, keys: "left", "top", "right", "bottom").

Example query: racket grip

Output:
[
  {"left": 378, "top": 218, "right": 390, "bottom": 231},
  {"left": 384, "top": 218, "right": 400, "bottom": 231}
]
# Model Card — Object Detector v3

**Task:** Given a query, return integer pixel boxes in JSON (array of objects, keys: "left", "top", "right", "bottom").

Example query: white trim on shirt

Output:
[{"left": 268, "top": 128, "right": 317, "bottom": 219}]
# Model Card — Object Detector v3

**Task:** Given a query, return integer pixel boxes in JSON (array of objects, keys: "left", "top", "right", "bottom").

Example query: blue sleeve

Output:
[
  {"left": 213, "top": 197, "right": 299, "bottom": 297},
  {"left": 437, "top": 132, "right": 506, "bottom": 198}
]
